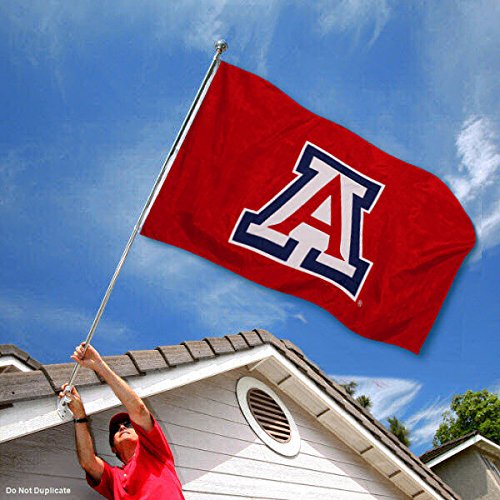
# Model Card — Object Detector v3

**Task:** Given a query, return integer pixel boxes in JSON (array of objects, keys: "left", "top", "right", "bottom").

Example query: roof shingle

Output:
[
  {"left": 127, "top": 349, "right": 168, "bottom": 373},
  {"left": 240, "top": 330, "right": 262, "bottom": 347},
  {"left": 225, "top": 333, "right": 250, "bottom": 351},
  {"left": 204, "top": 336, "right": 235, "bottom": 355},
  {"left": 101, "top": 355, "right": 140, "bottom": 378},
  {"left": 157, "top": 344, "right": 193, "bottom": 366},
  {"left": 182, "top": 340, "right": 215, "bottom": 360},
  {"left": 0, "top": 371, "right": 54, "bottom": 403},
  {"left": 41, "top": 363, "right": 101, "bottom": 391}
]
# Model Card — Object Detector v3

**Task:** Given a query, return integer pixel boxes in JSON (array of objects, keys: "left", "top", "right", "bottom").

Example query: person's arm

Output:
[
  {"left": 58, "top": 384, "right": 105, "bottom": 482},
  {"left": 71, "top": 342, "right": 153, "bottom": 432}
]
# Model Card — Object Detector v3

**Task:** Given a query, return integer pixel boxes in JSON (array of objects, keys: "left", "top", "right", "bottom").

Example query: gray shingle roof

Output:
[
  {"left": 420, "top": 431, "right": 480, "bottom": 464},
  {"left": 0, "top": 344, "right": 43, "bottom": 370},
  {"left": 0, "top": 330, "right": 457, "bottom": 499}
]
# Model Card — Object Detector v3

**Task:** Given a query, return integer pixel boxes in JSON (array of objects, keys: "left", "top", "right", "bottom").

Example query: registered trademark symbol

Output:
[{"left": 357, "top": 300, "right": 363, "bottom": 307}]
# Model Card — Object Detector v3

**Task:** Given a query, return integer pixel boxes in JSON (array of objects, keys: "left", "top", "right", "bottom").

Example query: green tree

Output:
[
  {"left": 356, "top": 394, "right": 373, "bottom": 411},
  {"left": 341, "top": 381, "right": 358, "bottom": 396},
  {"left": 433, "top": 389, "right": 500, "bottom": 447},
  {"left": 387, "top": 416, "right": 411, "bottom": 447},
  {"left": 340, "top": 381, "right": 373, "bottom": 412}
]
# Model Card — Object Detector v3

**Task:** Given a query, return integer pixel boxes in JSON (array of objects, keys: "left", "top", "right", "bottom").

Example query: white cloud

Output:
[
  {"left": 476, "top": 198, "right": 500, "bottom": 251},
  {"left": 488, "top": 380, "right": 500, "bottom": 397},
  {"left": 447, "top": 116, "right": 500, "bottom": 256},
  {"left": 152, "top": 0, "right": 282, "bottom": 75},
  {"left": 194, "top": 274, "right": 297, "bottom": 333},
  {"left": 332, "top": 375, "right": 421, "bottom": 421},
  {"left": 421, "top": 1, "right": 499, "bottom": 114},
  {"left": 405, "top": 383, "right": 500, "bottom": 447},
  {"left": 0, "top": 1, "right": 283, "bottom": 77},
  {"left": 331, "top": 375, "right": 455, "bottom": 448},
  {"left": 406, "top": 399, "right": 450, "bottom": 446},
  {"left": 1, "top": 0, "right": 396, "bottom": 79},
  {"left": 129, "top": 240, "right": 302, "bottom": 334},
  {"left": 449, "top": 117, "right": 499, "bottom": 203},
  {"left": 420, "top": 2, "right": 500, "bottom": 257},
  {"left": 292, "top": 313, "right": 308, "bottom": 324},
  {"left": 314, "top": 0, "right": 392, "bottom": 46},
  {"left": 0, "top": 290, "right": 132, "bottom": 342},
  {"left": 0, "top": 150, "right": 28, "bottom": 208}
]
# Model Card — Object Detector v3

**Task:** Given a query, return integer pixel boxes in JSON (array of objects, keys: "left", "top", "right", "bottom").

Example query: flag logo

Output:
[{"left": 230, "top": 142, "right": 385, "bottom": 299}]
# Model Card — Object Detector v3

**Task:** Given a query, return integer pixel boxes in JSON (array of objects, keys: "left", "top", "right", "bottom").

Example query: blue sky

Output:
[{"left": 0, "top": 1, "right": 498, "bottom": 456}]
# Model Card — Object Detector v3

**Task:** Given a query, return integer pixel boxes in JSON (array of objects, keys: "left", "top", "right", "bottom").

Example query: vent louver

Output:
[
  {"left": 247, "top": 388, "right": 291, "bottom": 443},
  {"left": 237, "top": 376, "right": 300, "bottom": 456}
]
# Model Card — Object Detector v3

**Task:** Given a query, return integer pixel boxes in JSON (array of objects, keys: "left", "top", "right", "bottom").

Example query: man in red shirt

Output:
[{"left": 59, "top": 343, "right": 184, "bottom": 499}]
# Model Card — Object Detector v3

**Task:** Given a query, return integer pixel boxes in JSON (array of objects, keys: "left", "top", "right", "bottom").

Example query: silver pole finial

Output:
[{"left": 215, "top": 39, "right": 228, "bottom": 54}]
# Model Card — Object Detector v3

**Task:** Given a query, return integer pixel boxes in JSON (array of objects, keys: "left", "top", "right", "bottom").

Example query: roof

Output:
[
  {"left": 0, "top": 330, "right": 458, "bottom": 499},
  {"left": 420, "top": 432, "right": 480, "bottom": 464},
  {"left": 421, "top": 431, "right": 500, "bottom": 468},
  {"left": 0, "top": 344, "right": 42, "bottom": 372}
]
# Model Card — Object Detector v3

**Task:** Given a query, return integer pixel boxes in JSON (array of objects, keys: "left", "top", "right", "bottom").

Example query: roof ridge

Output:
[
  {"left": 0, "top": 343, "right": 42, "bottom": 370},
  {"left": 420, "top": 430, "right": 481, "bottom": 463}
]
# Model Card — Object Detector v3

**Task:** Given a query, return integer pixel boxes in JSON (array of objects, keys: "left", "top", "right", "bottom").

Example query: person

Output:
[{"left": 59, "top": 342, "right": 184, "bottom": 499}]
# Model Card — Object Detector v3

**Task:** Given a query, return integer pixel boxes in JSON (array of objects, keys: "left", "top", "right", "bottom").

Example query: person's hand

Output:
[
  {"left": 58, "top": 384, "right": 86, "bottom": 419},
  {"left": 71, "top": 342, "right": 104, "bottom": 372}
]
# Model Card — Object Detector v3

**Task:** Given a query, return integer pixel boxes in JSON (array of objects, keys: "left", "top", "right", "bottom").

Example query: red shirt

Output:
[{"left": 87, "top": 417, "right": 184, "bottom": 499}]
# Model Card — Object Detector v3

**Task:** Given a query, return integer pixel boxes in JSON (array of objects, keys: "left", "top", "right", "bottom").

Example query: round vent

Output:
[
  {"left": 237, "top": 376, "right": 300, "bottom": 456},
  {"left": 247, "top": 388, "right": 291, "bottom": 443}
]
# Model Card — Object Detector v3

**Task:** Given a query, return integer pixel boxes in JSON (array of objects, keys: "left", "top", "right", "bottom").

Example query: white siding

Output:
[
  {"left": 0, "top": 424, "right": 101, "bottom": 498},
  {"left": 158, "top": 368, "right": 408, "bottom": 499},
  {"left": 0, "top": 367, "right": 408, "bottom": 499}
]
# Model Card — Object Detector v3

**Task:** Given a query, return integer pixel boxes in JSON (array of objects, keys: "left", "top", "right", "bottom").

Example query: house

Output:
[
  {"left": 421, "top": 431, "right": 500, "bottom": 500},
  {"left": 0, "top": 330, "right": 458, "bottom": 499}
]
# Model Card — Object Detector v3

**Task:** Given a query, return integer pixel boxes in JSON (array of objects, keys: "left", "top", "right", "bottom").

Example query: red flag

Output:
[{"left": 141, "top": 62, "right": 475, "bottom": 353}]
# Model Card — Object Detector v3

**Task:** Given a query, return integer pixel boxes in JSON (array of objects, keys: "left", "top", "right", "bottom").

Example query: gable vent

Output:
[
  {"left": 247, "top": 388, "right": 291, "bottom": 443},
  {"left": 237, "top": 376, "right": 300, "bottom": 456}
]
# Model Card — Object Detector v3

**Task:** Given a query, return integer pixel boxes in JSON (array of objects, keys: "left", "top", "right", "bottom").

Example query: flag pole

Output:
[{"left": 57, "top": 40, "right": 228, "bottom": 419}]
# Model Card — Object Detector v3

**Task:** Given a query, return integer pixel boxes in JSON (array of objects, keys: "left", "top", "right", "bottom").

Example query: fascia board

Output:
[
  {"left": 427, "top": 435, "right": 500, "bottom": 468},
  {"left": 0, "top": 356, "right": 33, "bottom": 373},
  {"left": 476, "top": 437, "right": 500, "bottom": 458},
  {"left": 0, "top": 344, "right": 274, "bottom": 443},
  {"left": 268, "top": 350, "right": 446, "bottom": 500}
]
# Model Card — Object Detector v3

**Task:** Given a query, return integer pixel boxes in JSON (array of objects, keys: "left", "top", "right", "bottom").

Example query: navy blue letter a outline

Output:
[{"left": 230, "top": 142, "right": 384, "bottom": 300}]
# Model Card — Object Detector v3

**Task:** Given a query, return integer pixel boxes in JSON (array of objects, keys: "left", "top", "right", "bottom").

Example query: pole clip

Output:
[{"left": 56, "top": 385, "right": 75, "bottom": 420}]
